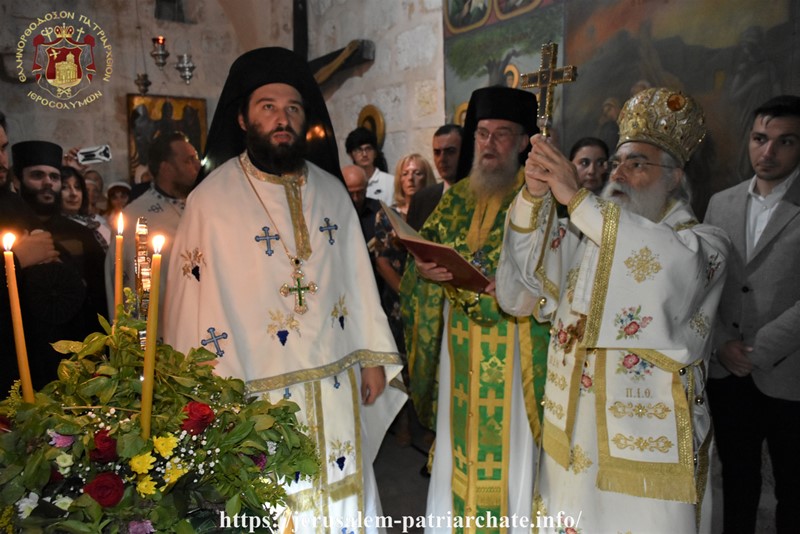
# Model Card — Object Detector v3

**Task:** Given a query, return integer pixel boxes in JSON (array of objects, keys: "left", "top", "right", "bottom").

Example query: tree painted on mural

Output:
[{"left": 446, "top": 6, "right": 561, "bottom": 86}]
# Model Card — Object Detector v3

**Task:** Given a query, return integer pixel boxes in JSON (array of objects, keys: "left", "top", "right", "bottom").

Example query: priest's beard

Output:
[
  {"left": 469, "top": 149, "right": 520, "bottom": 199},
  {"left": 244, "top": 122, "right": 308, "bottom": 175},
  {"left": 20, "top": 182, "right": 61, "bottom": 216},
  {"left": 601, "top": 175, "right": 671, "bottom": 222}
]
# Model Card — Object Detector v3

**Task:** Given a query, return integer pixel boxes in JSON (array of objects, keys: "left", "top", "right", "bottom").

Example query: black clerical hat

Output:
[
  {"left": 455, "top": 86, "right": 538, "bottom": 182},
  {"left": 202, "top": 47, "right": 342, "bottom": 183},
  {"left": 12, "top": 141, "right": 63, "bottom": 178}
]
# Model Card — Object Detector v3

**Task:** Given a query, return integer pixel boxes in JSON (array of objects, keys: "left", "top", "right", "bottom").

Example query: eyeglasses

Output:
[
  {"left": 474, "top": 128, "right": 523, "bottom": 144},
  {"left": 609, "top": 158, "right": 675, "bottom": 175},
  {"left": 352, "top": 145, "right": 375, "bottom": 155}
]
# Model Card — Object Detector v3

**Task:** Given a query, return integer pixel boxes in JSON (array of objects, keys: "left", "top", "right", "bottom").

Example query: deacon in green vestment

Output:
[{"left": 400, "top": 86, "right": 549, "bottom": 534}]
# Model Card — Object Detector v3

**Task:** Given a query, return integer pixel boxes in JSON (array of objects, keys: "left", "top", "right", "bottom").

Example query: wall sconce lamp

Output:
[
  {"left": 175, "top": 54, "right": 195, "bottom": 84},
  {"left": 150, "top": 36, "right": 169, "bottom": 68},
  {"left": 135, "top": 73, "right": 152, "bottom": 95}
]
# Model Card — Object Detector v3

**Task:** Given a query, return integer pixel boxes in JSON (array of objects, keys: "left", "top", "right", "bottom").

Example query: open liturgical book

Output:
[{"left": 380, "top": 201, "right": 491, "bottom": 293}]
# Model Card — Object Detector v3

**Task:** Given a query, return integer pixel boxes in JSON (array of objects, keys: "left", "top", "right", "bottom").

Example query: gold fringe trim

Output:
[{"left": 595, "top": 464, "right": 697, "bottom": 503}]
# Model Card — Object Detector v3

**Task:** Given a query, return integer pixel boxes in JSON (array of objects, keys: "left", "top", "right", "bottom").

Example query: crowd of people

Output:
[{"left": 1, "top": 45, "right": 798, "bottom": 534}]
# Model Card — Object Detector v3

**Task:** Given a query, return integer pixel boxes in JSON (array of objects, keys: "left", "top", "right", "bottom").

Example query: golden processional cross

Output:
[{"left": 520, "top": 41, "right": 577, "bottom": 138}]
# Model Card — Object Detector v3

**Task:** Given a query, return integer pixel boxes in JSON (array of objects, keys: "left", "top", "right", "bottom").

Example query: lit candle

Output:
[
  {"left": 3, "top": 233, "right": 34, "bottom": 403},
  {"left": 140, "top": 234, "right": 164, "bottom": 439},
  {"left": 114, "top": 214, "right": 124, "bottom": 318}
]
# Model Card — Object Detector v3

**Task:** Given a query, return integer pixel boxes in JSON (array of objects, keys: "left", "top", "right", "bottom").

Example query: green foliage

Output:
[{"left": 0, "top": 308, "right": 319, "bottom": 533}]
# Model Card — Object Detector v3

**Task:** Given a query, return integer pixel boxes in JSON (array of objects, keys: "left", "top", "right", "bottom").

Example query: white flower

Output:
[
  {"left": 55, "top": 452, "right": 74, "bottom": 475},
  {"left": 53, "top": 495, "right": 73, "bottom": 511},
  {"left": 16, "top": 492, "right": 39, "bottom": 519}
]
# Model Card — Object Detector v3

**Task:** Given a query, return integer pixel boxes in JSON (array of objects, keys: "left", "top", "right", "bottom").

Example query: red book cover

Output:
[{"left": 380, "top": 202, "right": 491, "bottom": 293}]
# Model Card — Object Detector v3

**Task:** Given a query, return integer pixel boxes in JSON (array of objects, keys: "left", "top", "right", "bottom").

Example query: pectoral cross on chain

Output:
[
  {"left": 520, "top": 41, "right": 577, "bottom": 138},
  {"left": 280, "top": 257, "right": 318, "bottom": 314}
]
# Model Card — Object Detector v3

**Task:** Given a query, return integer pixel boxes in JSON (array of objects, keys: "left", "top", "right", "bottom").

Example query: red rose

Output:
[
  {"left": 581, "top": 374, "right": 593, "bottom": 388},
  {"left": 623, "top": 322, "right": 640, "bottom": 336},
  {"left": 551, "top": 237, "right": 562, "bottom": 250},
  {"left": 50, "top": 467, "right": 64, "bottom": 483},
  {"left": 90, "top": 429, "right": 118, "bottom": 463},
  {"left": 623, "top": 354, "right": 640, "bottom": 369},
  {"left": 557, "top": 330, "right": 568, "bottom": 345},
  {"left": 181, "top": 401, "right": 215, "bottom": 435},
  {"left": 83, "top": 472, "right": 124, "bottom": 507}
]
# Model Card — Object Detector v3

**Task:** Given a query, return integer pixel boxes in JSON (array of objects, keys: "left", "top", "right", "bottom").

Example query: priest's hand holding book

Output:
[{"left": 380, "top": 201, "right": 492, "bottom": 294}]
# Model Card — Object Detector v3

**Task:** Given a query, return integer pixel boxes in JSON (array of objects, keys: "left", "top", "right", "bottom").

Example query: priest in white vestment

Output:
[
  {"left": 104, "top": 131, "right": 200, "bottom": 335},
  {"left": 164, "top": 47, "right": 405, "bottom": 534},
  {"left": 496, "top": 88, "right": 731, "bottom": 533}
]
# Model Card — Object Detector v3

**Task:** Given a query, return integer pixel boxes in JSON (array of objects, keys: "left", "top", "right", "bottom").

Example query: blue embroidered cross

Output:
[
  {"left": 254, "top": 226, "right": 280, "bottom": 256},
  {"left": 319, "top": 217, "right": 338, "bottom": 245},
  {"left": 333, "top": 375, "right": 341, "bottom": 389},
  {"left": 200, "top": 327, "right": 228, "bottom": 357},
  {"left": 283, "top": 388, "right": 291, "bottom": 399}
]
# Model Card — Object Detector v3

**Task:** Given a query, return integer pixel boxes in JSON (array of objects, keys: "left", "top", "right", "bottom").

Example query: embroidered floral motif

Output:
[
  {"left": 615, "top": 352, "right": 654, "bottom": 381},
  {"left": 267, "top": 310, "right": 300, "bottom": 346},
  {"left": 689, "top": 310, "right": 711, "bottom": 338},
  {"left": 614, "top": 306, "right": 653, "bottom": 340},
  {"left": 608, "top": 401, "right": 671, "bottom": 419},
  {"left": 550, "top": 224, "right": 567, "bottom": 250},
  {"left": 569, "top": 444, "right": 593, "bottom": 474},
  {"left": 327, "top": 439, "right": 354, "bottom": 471},
  {"left": 612, "top": 433, "right": 673, "bottom": 453},
  {"left": 543, "top": 395, "right": 565, "bottom": 420},
  {"left": 330, "top": 295, "right": 348, "bottom": 330},
  {"left": 579, "top": 372, "right": 594, "bottom": 395},
  {"left": 551, "top": 317, "right": 586, "bottom": 354},
  {"left": 705, "top": 252, "right": 722, "bottom": 285},
  {"left": 180, "top": 248, "right": 206, "bottom": 281},
  {"left": 480, "top": 355, "right": 505, "bottom": 384},
  {"left": 623, "top": 246, "right": 662, "bottom": 283}
]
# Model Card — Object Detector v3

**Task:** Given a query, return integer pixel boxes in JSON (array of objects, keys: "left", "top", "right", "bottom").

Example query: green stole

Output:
[{"left": 400, "top": 173, "right": 549, "bottom": 532}]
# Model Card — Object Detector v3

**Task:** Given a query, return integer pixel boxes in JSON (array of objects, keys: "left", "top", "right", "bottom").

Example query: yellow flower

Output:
[
  {"left": 130, "top": 452, "right": 156, "bottom": 474},
  {"left": 162, "top": 457, "right": 188, "bottom": 488},
  {"left": 136, "top": 474, "right": 158, "bottom": 497},
  {"left": 153, "top": 433, "right": 179, "bottom": 458}
]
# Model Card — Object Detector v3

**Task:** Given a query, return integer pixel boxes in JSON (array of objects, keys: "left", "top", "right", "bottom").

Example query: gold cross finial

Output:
[{"left": 521, "top": 42, "right": 577, "bottom": 137}]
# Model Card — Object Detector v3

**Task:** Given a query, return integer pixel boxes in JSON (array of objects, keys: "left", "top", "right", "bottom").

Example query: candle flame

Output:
[
  {"left": 117, "top": 213, "right": 124, "bottom": 235},
  {"left": 3, "top": 233, "right": 15, "bottom": 251},
  {"left": 152, "top": 234, "right": 166, "bottom": 254}
]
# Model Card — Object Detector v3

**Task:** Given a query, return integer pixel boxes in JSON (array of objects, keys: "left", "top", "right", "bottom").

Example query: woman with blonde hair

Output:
[
  {"left": 375, "top": 152, "right": 435, "bottom": 445},
  {"left": 390, "top": 153, "right": 435, "bottom": 217}
]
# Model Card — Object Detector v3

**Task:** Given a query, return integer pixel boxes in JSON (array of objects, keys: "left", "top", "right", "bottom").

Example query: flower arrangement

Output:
[{"left": 0, "top": 305, "right": 319, "bottom": 533}]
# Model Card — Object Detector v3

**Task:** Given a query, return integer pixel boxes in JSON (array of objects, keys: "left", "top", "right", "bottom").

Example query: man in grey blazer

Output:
[{"left": 705, "top": 94, "right": 800, "bottom": 534}]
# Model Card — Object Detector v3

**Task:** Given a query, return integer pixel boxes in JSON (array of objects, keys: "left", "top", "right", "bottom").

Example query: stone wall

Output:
[
  {"left": 307, "top": 0, "right": 445, "bottom": 177},
  {"left": 0, "top": 0, "right": 252, "bottom": 185}
]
